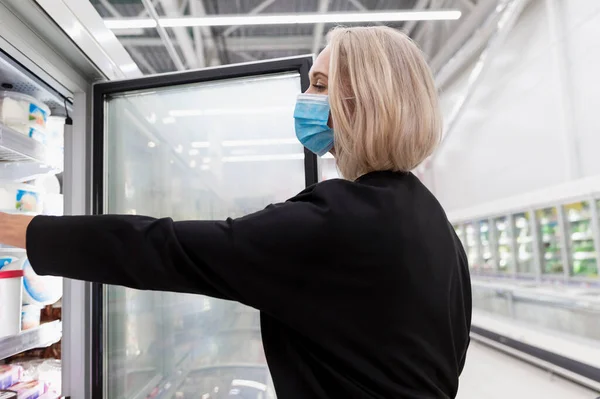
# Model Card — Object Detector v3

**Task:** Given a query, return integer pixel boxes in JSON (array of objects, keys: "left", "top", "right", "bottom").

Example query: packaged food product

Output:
[
  {"left": 0, "top": 257, "right": 18, "bottom": 270},
  {"left": 0, "top": 365, "right": 23, "bottom": 390},
  {"left": 0, "top": 91, "right": 50, "bottom": 132},
  {"left": 22, "top": 259, "right": 62, "bottom": 306},
  {"left": 0, "top": 183, "right": 43, "bottom": 214},
  {"left": 21, "top": 305, "right": 42, "bottom": 331},
  {"left": 5, "top": 381, "right": 46, "bottom": 399},
  {"left": 36, "top": 361, "right": 60, "bottom": 394},
  {"left": 11, "top": 360, "right": 43, "bottom": 382},
  {"left": 0, "top": 270, "right": 24, "bottom": 338},
  {"left": 0, "top": 390, "right": 18, "bottom": 399}
]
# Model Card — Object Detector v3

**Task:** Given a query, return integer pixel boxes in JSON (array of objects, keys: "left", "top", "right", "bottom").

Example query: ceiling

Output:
[{"left": 90, "top": 0, "right": 484, "bottom": 75}]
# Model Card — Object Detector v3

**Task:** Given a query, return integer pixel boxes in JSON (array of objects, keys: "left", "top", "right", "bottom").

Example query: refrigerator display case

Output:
[
  {"left": 536, "top": 207, "right": 564, "bottom": 275},
  {"left": 493, "top": 216, "right": 513, "bottom": 273},
  {"left": 564, "top": 201, "right": 598, "bottom": 277},
  {"left": 478, "top": 220, "right": 495, "bottom": 271},
  {"left": 513, "top": 212, "right": 535, "bottom": 275},
  {"left": 454, "top": 224, "right": 466, "bottom": 249},
  {"left": 464, "top": 222, "right": 480, "bottom": 269},
  {"left": 91, "top": 57, "right": 316, "bottom": 399},
  {"left": 0, "top": 31, "right": 68, "bottom": 398}
]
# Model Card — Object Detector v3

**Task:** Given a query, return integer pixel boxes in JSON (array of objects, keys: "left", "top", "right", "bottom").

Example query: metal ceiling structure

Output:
[{"left": 90, "top": 0, "right": 488, "bottom": 75}]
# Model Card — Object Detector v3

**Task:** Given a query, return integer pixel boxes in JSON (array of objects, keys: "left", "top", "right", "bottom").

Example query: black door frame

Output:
[{"left": 90, "top": 56, "right": 316, "bottom": 399}]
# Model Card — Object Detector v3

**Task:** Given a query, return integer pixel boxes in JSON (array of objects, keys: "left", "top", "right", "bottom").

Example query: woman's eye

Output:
[{"left": 312, "top": 84, "right": 326, "bottom": 92}]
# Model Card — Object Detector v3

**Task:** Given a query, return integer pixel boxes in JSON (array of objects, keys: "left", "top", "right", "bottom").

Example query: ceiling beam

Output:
[
  {"left": 158, "top": 0, "right": 198, "bottom": 69},
  {"left": 402, "top": 0, "right": 429, "bottom": 36},
  {"left": 140, "top": 0, "right": 185, "bottom": 70},
  {"left": 428, "top": 0, "right": 499, "bottom": 73},
  {"left": 233, "top": 51, "right": 259, "bottom": 62},
  {"left": 127, "top": 47, "right": 157, "bottom": 74},
  {"left": 312, "top": 0, "right": 330, "bottom": 54},
  {"left": 346, "top": 0, "right": 383, "bottom": 25},
  {"left": 137, "top": 0, "right": 159, "bottom": 17},
  {"left": 120, "top": 36, "right": 315, "bottom": 52},
  {"left": 189, "top": 0, "right": 205, "bottom": 67},
  {"left": 98, "top": 0, "right": 121, "bottom": 18},
  {"left": 191, "top": 0, "right": 220, "bottom": 66},
  {"left": 222, "top": 0, "right": 278, "bottom": 37}
]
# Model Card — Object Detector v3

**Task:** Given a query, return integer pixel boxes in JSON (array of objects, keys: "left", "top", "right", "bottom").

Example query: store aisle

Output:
[{"left": 457, "top": 341, "right": 599, "bottom": 399}]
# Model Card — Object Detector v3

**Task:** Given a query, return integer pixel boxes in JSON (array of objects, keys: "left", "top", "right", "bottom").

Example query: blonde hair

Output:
[{"left": 327, "top": 26, "right": 442, "bottom": 180}]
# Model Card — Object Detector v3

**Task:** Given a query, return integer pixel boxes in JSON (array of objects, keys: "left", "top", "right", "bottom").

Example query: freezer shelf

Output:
[
  {"left": 0, "top": 123, "right": 60, "bottom": 181},
  {"left": 0, "top": 321, "right": 61, "bottom": 360}
]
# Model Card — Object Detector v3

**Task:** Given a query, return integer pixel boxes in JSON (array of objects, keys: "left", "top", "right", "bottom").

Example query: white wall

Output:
[{"left": 428, "top": 0, "right": 600, "bottom": 212}]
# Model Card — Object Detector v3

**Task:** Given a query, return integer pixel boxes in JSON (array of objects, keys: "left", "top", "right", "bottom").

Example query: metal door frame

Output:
[{"left": 90, "top": 55, "right": 316, "bottom": 399}]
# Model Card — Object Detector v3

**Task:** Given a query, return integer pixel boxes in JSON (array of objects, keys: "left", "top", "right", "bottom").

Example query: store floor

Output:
[{"left": 457, "top": 341, "right": 599, "bottom": 399}]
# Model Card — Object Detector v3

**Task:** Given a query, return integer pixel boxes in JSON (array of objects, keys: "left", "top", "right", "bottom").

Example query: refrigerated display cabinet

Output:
[
  {"left": 564, "top": 201, "right": 599, "bottom": 277},
  {"left": 478, "top": 220, "right": 495, "bottom": 271},
  {"left": 536, "top": 207, "right": 565, "bottom": 275},
  {"left": 0, "top": 4, "right": 72, "bottom": 397},
  {"left": 452, "top": 203, "right": 600, "bottom": 282},
  {"left": 464, "top": 222, "right": 480, "bottom": 269},
  {"left": 493, "top": 216, "right": 514, "bottom": 273}
]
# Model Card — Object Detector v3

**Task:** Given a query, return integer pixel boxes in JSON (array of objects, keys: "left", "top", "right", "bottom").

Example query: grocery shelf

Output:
[
  {"left": 0, "top": 321, "right": 62, "bottom": 360},
  {"left": 0, "top": 123, "right": 61, "bottom": 181}
]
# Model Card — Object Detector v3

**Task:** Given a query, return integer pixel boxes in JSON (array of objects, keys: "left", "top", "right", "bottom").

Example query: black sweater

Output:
[{"left": 26, "top": 171, "right": 471, "bottom": 398}]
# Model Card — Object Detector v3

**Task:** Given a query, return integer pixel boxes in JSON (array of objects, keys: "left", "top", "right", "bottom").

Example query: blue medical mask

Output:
[{"left": 294, "top": 93, "right": 334, "bottom": 156}]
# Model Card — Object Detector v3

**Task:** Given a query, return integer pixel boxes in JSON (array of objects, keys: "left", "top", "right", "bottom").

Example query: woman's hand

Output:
[{"left": 0, "top": 212, "right": 35, "bottom": 249}]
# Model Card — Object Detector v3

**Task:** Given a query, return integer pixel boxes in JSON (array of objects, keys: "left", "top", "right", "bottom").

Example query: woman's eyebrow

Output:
[{"left": 310, "top": 71, "right": 328, "bottom": 80}]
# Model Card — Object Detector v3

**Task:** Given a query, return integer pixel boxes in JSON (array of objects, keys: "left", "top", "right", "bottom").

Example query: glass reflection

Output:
[{"left": 104, "top": 72, "right": 304, "bottom": 399}]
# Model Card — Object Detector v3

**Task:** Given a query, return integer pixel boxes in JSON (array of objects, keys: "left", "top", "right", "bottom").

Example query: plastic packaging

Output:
[
  {"left": 0, "top": 270, "right": 24, "bottom": 338},
  {"left": 36, "top": 361, "right": 60, "bottom": 395},
  {"left": 0, "top": 183, "right": 43, "bottom": 214},
  {"left": 21, "top": 305, "right": 41, "bottom": 331},
  {"left": 0, "top": 92, "right": 50, "bottom": 138},
  {"left": 22, "top": 259, "right": 62, "bottom": 307},
  {"left": 5, "top": 381, "right": 46, "bottom": 399},
  {"left": 0, "top": 256, "right": 18, "bottom": 270},
  {"left": 0, "top": 365, "right": 23, "bottom": 390},
  {"left": 0, "top": 390, "right": 18, "bottom": 399}
]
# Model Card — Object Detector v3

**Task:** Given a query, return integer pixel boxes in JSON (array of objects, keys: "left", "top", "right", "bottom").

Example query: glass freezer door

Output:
[{"left": 91, "top": 57, "right": 315, "bottom": 399}]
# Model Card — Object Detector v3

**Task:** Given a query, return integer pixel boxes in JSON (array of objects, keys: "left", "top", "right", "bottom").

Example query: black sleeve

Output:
[{"left": 25, "top": 189, "right": 332, "bottom": 313}]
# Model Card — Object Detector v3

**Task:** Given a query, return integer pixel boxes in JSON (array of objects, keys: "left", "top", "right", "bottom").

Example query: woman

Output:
[{"left": 1, "top": 26, "right": 470, "bottom": 398}]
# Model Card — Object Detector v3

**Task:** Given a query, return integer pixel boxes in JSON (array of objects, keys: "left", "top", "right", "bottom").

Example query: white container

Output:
[
  {"left": 0, "top": 269, "right": 24, "bottom": 338},
  {"left": 0, "top": 183, "right": 43, "bottom": 213},
  {"left": 22, "top": 259, "right": 62, "bottom": 306},
  {"left": 0, "top": 91, "right": 50, "bottom": 132},
  {"left": 21, "top": 304, "right": 41, "bottom": 331}
]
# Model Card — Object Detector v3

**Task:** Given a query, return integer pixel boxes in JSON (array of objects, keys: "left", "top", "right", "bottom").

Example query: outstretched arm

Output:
[
  {"left": 0, "top": 213, "right": 34, "bottom": 249},
  {"left": 1, "top": 188, "right": 333, "bottom": 321}
]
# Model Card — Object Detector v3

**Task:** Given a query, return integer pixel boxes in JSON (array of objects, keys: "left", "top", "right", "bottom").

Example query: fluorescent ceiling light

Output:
[
  {"left": 191, "top": 141, "right": 210, "bottom": 148},
  {"left": 104, "top": 10, "right": 461, "bottom": 30}
]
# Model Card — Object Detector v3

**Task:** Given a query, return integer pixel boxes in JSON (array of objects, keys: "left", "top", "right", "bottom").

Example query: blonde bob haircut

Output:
[{"left": 327, "top": 26, "right": 442, "bottom": 180}]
